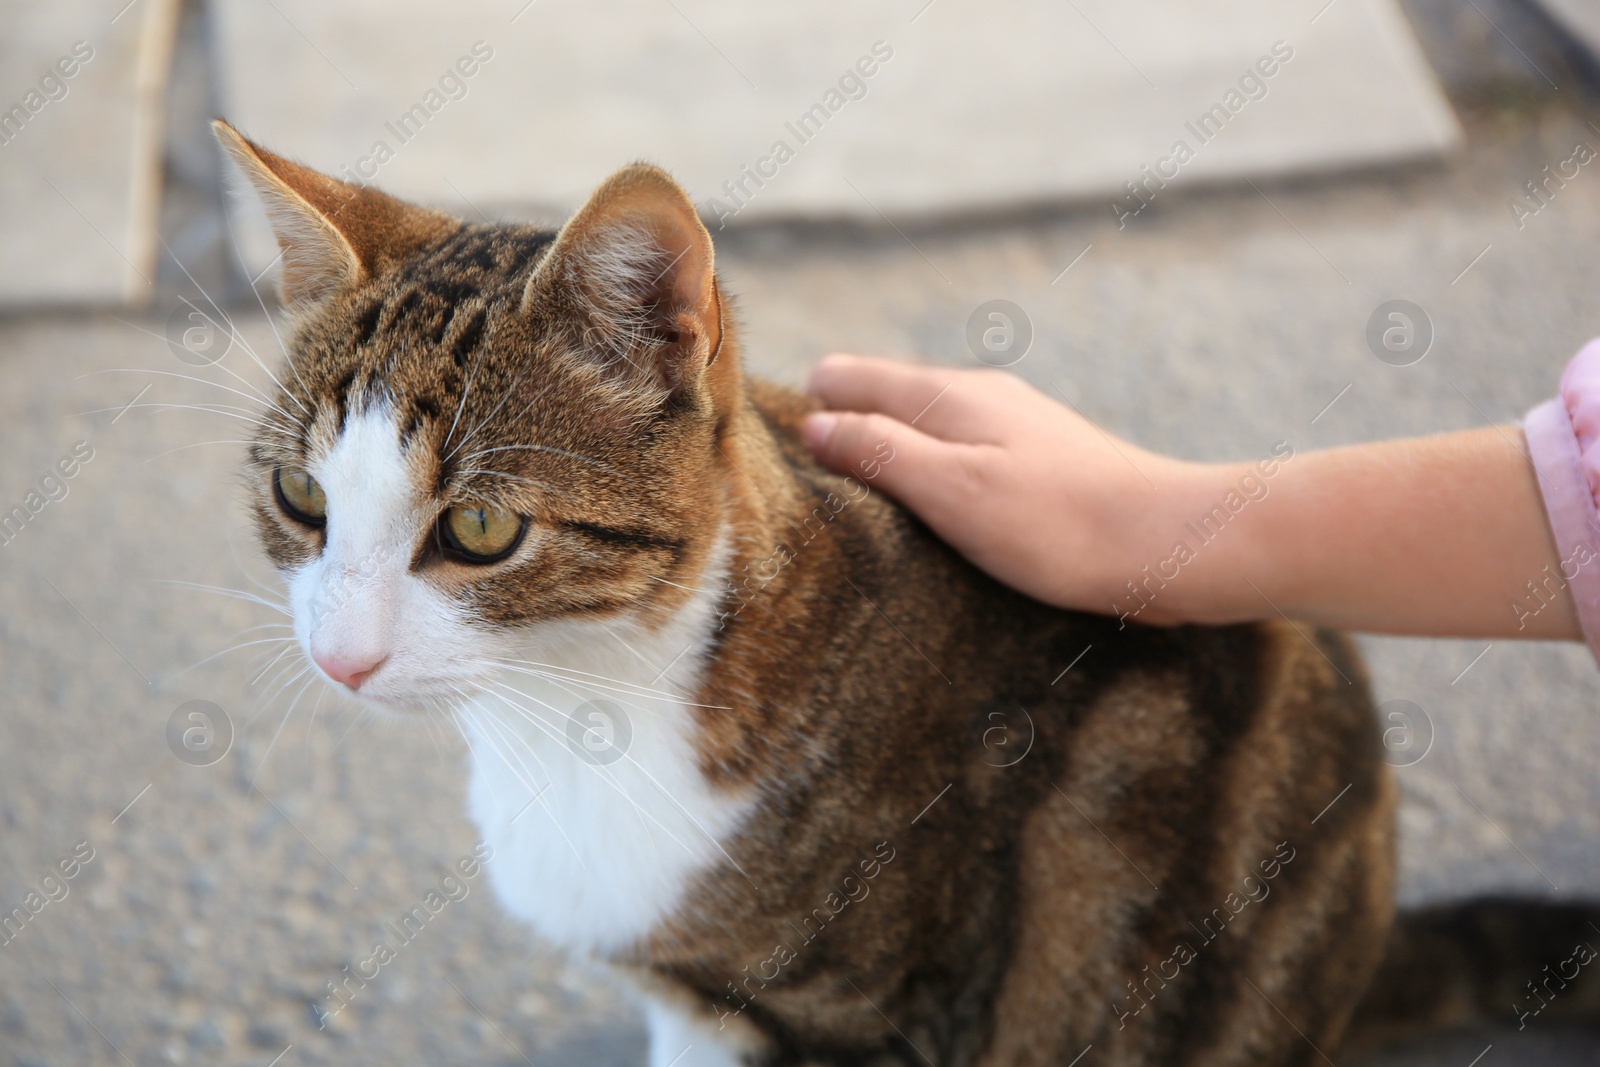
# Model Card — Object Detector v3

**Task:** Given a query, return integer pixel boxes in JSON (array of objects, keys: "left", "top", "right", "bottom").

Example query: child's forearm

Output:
[
  {"left": 804, "top": 355, "right": 1584, "bottom": 643},
  {"left": 1173, "top": 428, "right": 1581, "bottom": 639}
]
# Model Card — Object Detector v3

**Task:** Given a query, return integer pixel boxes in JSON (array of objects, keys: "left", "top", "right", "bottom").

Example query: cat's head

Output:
[{"left": 216, "top": 121, "right": 741, "bottom": 712}]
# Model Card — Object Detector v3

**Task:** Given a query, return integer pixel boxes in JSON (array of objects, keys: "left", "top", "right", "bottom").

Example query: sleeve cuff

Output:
[{"left": 1524, "top": 394, "right": 1600, "bottom": 665}]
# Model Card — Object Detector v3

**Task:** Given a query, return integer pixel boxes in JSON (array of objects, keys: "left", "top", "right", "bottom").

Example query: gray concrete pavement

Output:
[{"left": 3, "top": 89, "right": 1600, "bottom": 1067}]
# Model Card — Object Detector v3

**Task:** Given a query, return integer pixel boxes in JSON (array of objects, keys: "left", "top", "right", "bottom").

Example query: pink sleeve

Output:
[{"left": 1524, "top": 338, "right": 1600, "bottom": 665}]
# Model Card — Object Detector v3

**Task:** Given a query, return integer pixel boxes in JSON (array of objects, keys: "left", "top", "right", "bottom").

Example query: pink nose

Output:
[{"left": 313, "top": 652, "right": 383, "bottom": 690}]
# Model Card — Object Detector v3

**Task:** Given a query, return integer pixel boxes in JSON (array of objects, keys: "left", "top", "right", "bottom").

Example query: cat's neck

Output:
[
  {"left": 461, "top": 523, "right": 751, "bottom": 955},
  {"left": 672, "top": 375, "right": 897, "bottom": 785},
  {"left": 460, "top": 373, "right": 903, "bottom": 954}
]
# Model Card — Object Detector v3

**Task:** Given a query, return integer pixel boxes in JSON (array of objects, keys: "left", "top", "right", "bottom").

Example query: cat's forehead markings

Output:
[
  {"left": 392, "top": 225, "right": 554, "bottom": 298},
  {"left": 279, "top": 226, "right": 563, "bottom": 504},
  {"left": 304, "top": 226, "right": 557, "bottom": 437}
]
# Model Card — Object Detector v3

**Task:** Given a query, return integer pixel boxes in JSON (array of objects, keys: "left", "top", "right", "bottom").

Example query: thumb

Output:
[{"left": 800, "top": 409, "right": 953, "bottom": 510}]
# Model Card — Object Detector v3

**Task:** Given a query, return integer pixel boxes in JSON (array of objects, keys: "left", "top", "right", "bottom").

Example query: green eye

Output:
[
  {"left": 441, "top": 501, "right": 525, "bottom": 563},
  {"left": 274, "top": 467, "right": 326, "bottom": 526}
]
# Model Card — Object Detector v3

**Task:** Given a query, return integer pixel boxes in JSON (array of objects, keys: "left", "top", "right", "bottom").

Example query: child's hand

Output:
[
  {"left": 800, "top": 354, "right": 1202, "bottom": 624},
  {"left": 801, "top": 353, "right": 1579, "bottom": 640}
]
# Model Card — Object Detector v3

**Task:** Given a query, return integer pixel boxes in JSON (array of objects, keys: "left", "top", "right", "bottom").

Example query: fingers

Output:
[
  {"left": 807, "top": 354, "right": 941, "bottom": 415},
  {"left": 800, "top": 408, "right": 963, "bottom": 518},
  {"left": 807, "top": 354, "right": 995, "bottom": 442}
]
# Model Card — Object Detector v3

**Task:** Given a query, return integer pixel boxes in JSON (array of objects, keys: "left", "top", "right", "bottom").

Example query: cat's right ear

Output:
[
  {"left": 212, "top": 119, "right": 454, "bottom": 308},
  {"left": 522, "top": 163, "right": 723, "bottom": 399}
]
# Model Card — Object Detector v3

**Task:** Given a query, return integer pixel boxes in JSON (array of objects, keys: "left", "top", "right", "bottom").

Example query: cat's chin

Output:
[{"left": 313, "top": 675, "right": 475, "bottom": 718}]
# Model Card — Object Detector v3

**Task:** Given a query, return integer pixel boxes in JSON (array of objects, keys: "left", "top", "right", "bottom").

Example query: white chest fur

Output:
[{"left": 460, "top": 554, "right": 751, "bottom": 957}]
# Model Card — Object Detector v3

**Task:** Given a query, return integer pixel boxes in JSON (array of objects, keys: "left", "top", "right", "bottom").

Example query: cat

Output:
[{"left": 215, "top": 120, "right": 1600, "bottom": 1066}]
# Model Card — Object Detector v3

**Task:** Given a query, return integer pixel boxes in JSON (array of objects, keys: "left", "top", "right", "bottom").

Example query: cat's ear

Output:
[
  {"left": 212, "top": 119, "right": 455, "bottom": 307},
  {"left": 524, "top": 163, "right": 723, "bottom": 395}
]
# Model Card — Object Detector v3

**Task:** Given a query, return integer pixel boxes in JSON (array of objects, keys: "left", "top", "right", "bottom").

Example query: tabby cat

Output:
[{"left": 215, "top": 121, "right": 1599, "bottom": 1066}]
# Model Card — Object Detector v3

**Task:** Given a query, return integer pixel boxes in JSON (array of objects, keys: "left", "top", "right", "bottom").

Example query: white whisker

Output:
[
  {"left": 447, "top": 469, "right": 570, "bottom": 496},
  {"left": 165, "top": 632, "right": 296, "bottom": 682},
  {"left": 141, "top": 438, "right": 254, "bottom": 464},
  {"left": 80, "top": 367, "right": 296, "bottom": 424},
  {"left": 440, "top": 319, "right": 498, "bottom": 460},
  {"left": 492, "top": 661, "right": 669, "bottom": 730},
  {"left": 485, "top": 675, "right": 757, "bottom": 888},
  {"left": 160, "top": 236, "right": 311, "bottom": 415},
  {"left": 458, "top": 699, "right": 590, "bottom": 872},
  {"left": 463, "top": 701, "right": 551, "bottom": 797},
  {"left": 74, "top": 400, "right": 293, "bottom": 433},
  {"left": 153, "top": 579, "right": 290, "bottom": 616},
  {"left": 647, "top": 574, "right": 722, "bottom": 596},
  {"left": 251, "top": 670, "right": 317, "bottom": 792},
  {"left": 441, "top": 375, "right": 529, "bottom": 463},
  {"left": 306, "top": 683, "right": 330, "bottom": 744},
  {"left": 331, "top": 706, "right": 374, "bottom": 751},
  {"left": 488, "top": 657, "right": 727, "bottom": 710},
  {"left": 249, "top": 658, "right": 311, "bottom": 717},
  {"left": 218, "top": 204, "right": 293, "bottom": 363},
  {"left": 481, "top": 681, "right": 694, "bottom": 863}
]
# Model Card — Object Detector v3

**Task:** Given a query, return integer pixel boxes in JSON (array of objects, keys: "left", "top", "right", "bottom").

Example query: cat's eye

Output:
[
  {"left": 440, "top": 501, "right": 525, "bottom": 563},
  {"left": 274, "top": 467, "right": 327, "bottom": 526}
]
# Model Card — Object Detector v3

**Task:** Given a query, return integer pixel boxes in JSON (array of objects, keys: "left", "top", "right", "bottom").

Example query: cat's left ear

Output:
[
  {"left": 213, "top": 119, "right": 455, "bottom": 308},
  {"left": 525, "top": 163, "right": 723, "bottom": 396}
]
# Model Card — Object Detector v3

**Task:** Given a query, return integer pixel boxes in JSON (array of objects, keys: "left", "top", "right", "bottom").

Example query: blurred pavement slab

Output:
[
  {"left": 0, "top": 0, "right": 181, "bottom": 307},
  {"left": 214, "top": 0, "right": 1461, "bottom": 276}
]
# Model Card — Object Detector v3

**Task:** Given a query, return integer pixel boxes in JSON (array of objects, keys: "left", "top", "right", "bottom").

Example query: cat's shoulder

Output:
[{"left": 743, "top": 377, "right": 814, "bottom": 435}]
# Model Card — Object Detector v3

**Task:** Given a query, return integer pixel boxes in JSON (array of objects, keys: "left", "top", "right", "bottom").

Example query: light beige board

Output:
[
  {"left": 214, "top": 0, "right": 1460, "bottom": 277},
  {"left": 0, "top": 0, "right": 179, "bottom": 307}
]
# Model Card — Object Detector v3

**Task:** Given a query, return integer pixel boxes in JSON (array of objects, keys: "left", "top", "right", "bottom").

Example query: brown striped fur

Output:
[{"left": 220, "top": 122, "right": 1598, "bottom": 1065}]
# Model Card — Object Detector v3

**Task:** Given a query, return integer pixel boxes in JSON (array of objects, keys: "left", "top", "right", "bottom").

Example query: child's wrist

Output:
[{"left": 1158, "top": 460, "right": 1285, "bottom": 626}]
